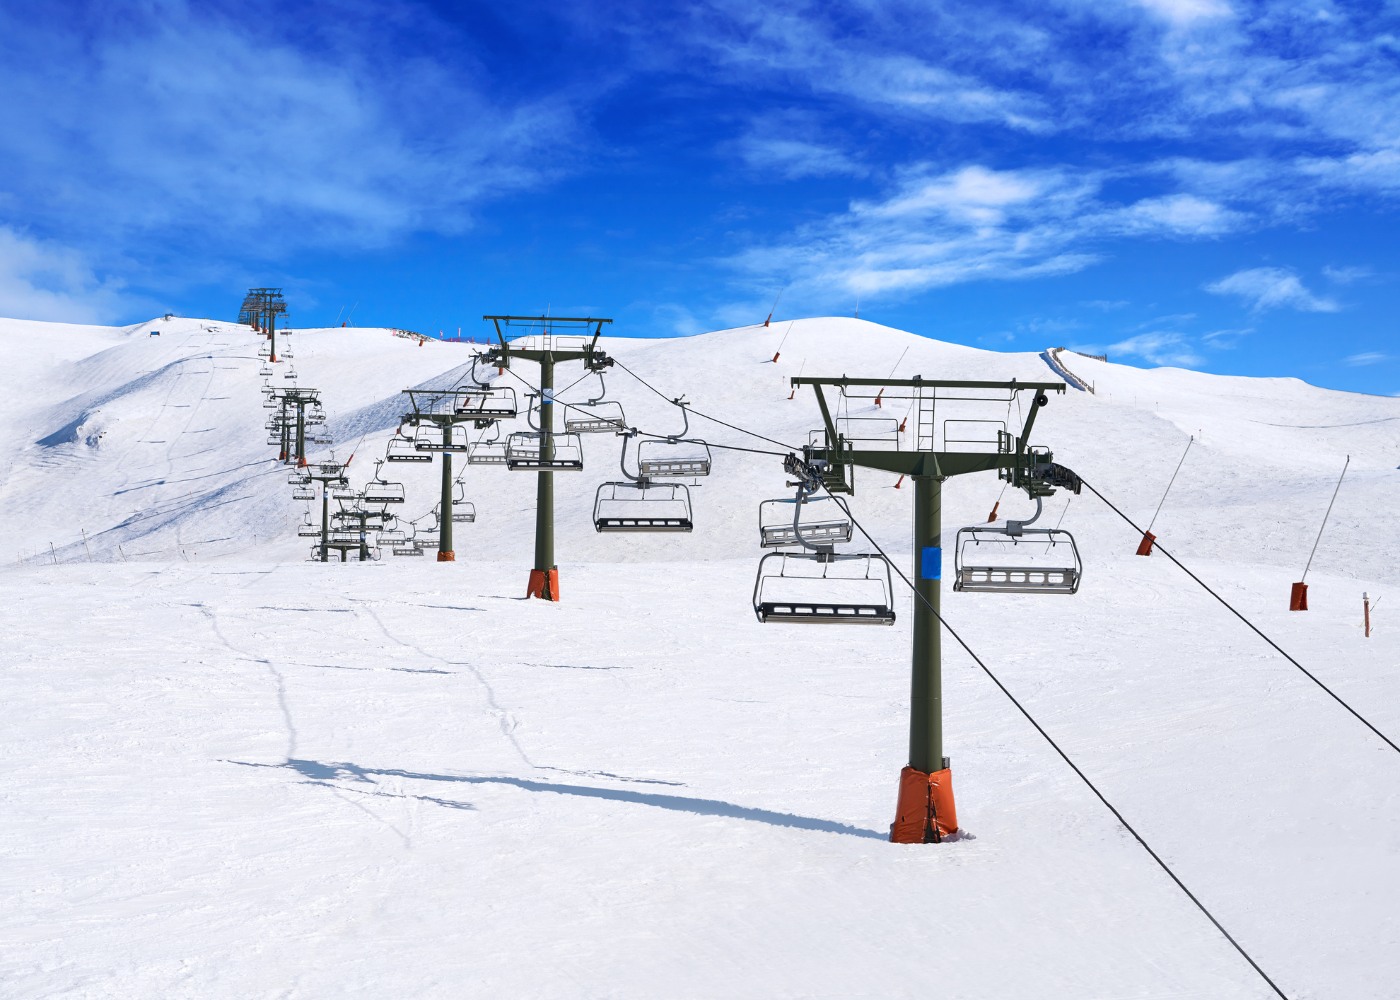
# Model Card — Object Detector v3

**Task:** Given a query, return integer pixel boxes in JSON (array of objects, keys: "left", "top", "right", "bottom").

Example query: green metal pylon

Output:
[
  {"left": 481, "top": 314, "right": 614, "bottom": 601},
  {"left": 438, "top": 422, "right": 454, "bottom": 561},
  {"left": 791, "top": 374, "right": 1075, "bottom": 843}
]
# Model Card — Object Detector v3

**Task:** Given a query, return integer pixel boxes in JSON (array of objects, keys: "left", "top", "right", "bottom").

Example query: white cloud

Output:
[
  {"left": 0, "top": 4, "right": 575, "bottom": 253},
  {"left": 1345, "top": 352, "right": 1389, "bottom": 366},
  {"left": 731, "top": 119, "right": 868, "bottom": 179},
  {"left": 1109, "top": 194, "right": 1244, "bottom": 235},
  {"left": 1133, "top": 0, "right": 1233, "bottom": 26},
  {"left": 0, "top": 227, "right": 133, "bottom": 323},
  {"left": 1205, "top": 267, "right": 1340, "bottom": 312},
  {"left": 1323, "top": 265, "right": 1374, "bottom": 284},
  {"left": 1104, "top": 332, "right": 1203, "bottom": 367},
  {"left": 691, "top": 3, "right": 1051, "bottom": 132}
]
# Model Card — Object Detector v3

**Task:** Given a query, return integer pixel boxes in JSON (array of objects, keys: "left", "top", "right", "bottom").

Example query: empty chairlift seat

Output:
[
  {"left": 564, "top": 401, "right": 626, "bottom": 434},
  {"left": 386, "top": 437, "right": 432, "bottom": 463},
  {"left": 291, "top": 487, "right": 315, "bottom": 501},
  {"left": 454, "top": 386, "right": 518, "bottom": 421},
  {"left": 593, "top": 482, "right": 693, "bottom": 532},
  {"left": 363, "top": 482, "right": 405, "bottom": 504},
  {"left": 414, "top": 424, "right": 471, "bottom": 452},
  {"left": 953, "top": 524, "right": 1081, "bottom": 595},
  {"left": 758, "top": 497, "right": 852, "bottom": 548},
  {"left": 297, "top": 521, "right": 321, "bottom": 537},
  {"left": 505, "top": 431, "right": 584, "bottom": 471},
  {"left": 451, "top": 486, "right": 476, "bottom": 522},
  {"left": 752, "top": 552, "right": 897, "bottom": 625},
  {"left": 637, "top": 439, "right": 711, "bottom": 478}
]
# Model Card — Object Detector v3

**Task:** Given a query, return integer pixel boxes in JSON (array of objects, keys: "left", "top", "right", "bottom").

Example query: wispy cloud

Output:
[
  {"left": 0, "top": 227, "right": 135, "bottom": 323},
  {"left": 1205, "top": 267, "right": 1340, "bottom": 312},
  {"left": 1344, "top": 352, "right": 1389, "bottom": 366},
  {"left": 728, "top": 114, "right": 868, "bottom": 179},
  {"left": 1323, "top": 265, "right": 1374, "bottom": 285},
  {"left": 729, "top": 162, "right": 1248, "bottom": 307},
  {"left": 689, "top": 3, "right": 1051, "bottom": 132},
  {"left": 0, "top": 3, "right": 576, "bottom": 256},
  {"left": 1110, "top": 333, "right": 1202, "bottom": 367}
]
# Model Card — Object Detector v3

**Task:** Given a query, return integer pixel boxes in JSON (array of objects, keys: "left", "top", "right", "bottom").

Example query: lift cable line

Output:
[
  {"left": 493, "top": 363, "right": 790, "bottom": 459},
  {"left": 822, "top": 486, "right": 1291, "bottom": 1000},
  {"left": 1138, "top": 435, "right": 1194, "bottom": 556},
  {"left": 612, "top": 357, "right": 800, "bottom": 451},
  {"left": 1079, "top": 474, "right": 1400, "bottom": 758}
]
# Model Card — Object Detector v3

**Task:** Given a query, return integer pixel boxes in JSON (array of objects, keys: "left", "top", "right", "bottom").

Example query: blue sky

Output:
[{"left": 1, "top": 0, "right": 1398, "bottom": 394}]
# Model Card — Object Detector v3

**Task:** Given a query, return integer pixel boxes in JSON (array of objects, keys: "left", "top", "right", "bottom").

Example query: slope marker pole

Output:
[{"left": 1292, "top": 455, "right": 1349, "bottom": 611}]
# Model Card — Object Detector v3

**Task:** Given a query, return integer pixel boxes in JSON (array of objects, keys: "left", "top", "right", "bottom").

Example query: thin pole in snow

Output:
[
  {"left": 49, "top": 542, "right": 57, "bottom": 565},
  {"left": 1364, "top": 592, "right": 1372, "bottom": 638},
  {"left": 764, "top": 288, "right": 784, "bottom": 328},
  {"left": 772, "top": 321, "right": 794, "bottom": 363},
  {"left": 1302, "top": 455, "right": 1350, "bottom": 583},
  {"left": 1147, "top": 436, "right": 1194, "bottom": 535},
  {"left": 81, "top": 529, "right": 92, "bottom": 562}
]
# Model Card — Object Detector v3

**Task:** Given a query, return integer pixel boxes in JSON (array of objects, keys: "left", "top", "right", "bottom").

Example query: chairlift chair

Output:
[
  {"left": 363, "top": 481, "right": 405, "bottom": 504},
  {"left": 565, "top": 400, "right": 626, "bottom": 434},
  {"left": 413, "top": 423, "right": 471, "bottom": 452},
  {"left": 332, "top": 484, "right": 358, "bottom": 500},
  {"left": 953, "top": 498, "right": 1081, "bottom": 595},
  {"left": 637, "top": 438, "right": 712, "bottom": 478},
  {"left": 593, "top": 482, "right": 693, "bottom": 532},
  {"left": 454, "top": 385, "right": 518, "bottom": 420},
  {"left": 449, "top": 483, "right": 476, "bottom": 522},
  {"left": 292, "top": 487, "right": 315, "bottom": 501},
  {"left": 297, "top": 520, "right": 321, "bottom": 537},
  {"left": 758, "top": 496, "right": 852, "bottom": 548},
  {"left": 386, "top": 436, "right": 432, "bottom": 463},
  {"left": 288, "top": 473, "right": 311, "bottom": 485},
  {"left": 505, "top": 431, "right": 584, "bottom": 471},
  {"left": 752, "top": 551, "right": 897, "bottom": 625}
]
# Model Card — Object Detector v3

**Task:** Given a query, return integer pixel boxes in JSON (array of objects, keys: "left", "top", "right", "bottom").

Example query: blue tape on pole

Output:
[{"left": 921, "top": 546, "right": 942, "bottom": 580}]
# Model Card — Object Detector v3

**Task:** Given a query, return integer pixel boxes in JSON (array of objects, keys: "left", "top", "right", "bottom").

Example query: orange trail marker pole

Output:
[
  {"left": 1139, "top": 435, "right": 1192, "bottom": 556},
  {"left": 1293, "top": 455, "right": 1349, "bottom": 612},
  {"left": 771, "top": 321, "right": 794, "bottom": 363},
  {"left": 1364, "top": 593, "right": 1372, "bottom": 638},
  {"left": 787, "top": 359, "right": 805, "bottom": 400},
  {"left": 764, "top": 288, "right": 783, "bottom": 328},
  {"left": 875, "top": 346, "right": 909, "bottom": 410}
]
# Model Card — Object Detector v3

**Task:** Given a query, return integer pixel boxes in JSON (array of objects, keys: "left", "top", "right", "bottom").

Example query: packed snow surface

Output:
[{"left": 2, "top": 315, "right": 1398, "bottom": 998}]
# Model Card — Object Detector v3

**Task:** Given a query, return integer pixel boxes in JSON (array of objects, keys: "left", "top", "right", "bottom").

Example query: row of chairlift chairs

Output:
[
  {"left": 752, "top": 467, "right": 1081, "bottom": 625},
  {"left": 380, "top": 366, "right": 716, "bottom": 536}
]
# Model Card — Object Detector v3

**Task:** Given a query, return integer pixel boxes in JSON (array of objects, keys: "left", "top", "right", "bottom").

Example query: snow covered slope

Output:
[{"left": 3, "top": 314, "right": 1398, "bottom": 998}]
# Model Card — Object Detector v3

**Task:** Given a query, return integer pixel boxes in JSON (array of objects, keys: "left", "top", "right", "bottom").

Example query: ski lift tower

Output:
[
  {"left": 245, "top": 288, "right": 288, "bottom": 363},
  {"left": 791, "top": 374, "right": 1079, "bottom": 843},
  {"left": 276, "top": 387, "right": 322, "bottom": 467},
  {"left": 481, "top": 314, "right": 614, "bottom": 600},
  {"left": 399, "top": 387, "right": 496, "bottom": 562},
  {"left": 303, "top": 460, "right": 354, "bottom": 563}
]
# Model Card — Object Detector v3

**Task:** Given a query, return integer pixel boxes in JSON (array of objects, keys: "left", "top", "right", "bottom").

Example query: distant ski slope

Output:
[{"left": 2, "top": 314, "right": 1398, "bottom": 997}]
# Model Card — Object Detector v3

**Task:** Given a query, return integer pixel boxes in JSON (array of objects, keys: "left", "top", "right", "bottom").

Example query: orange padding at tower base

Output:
[
  {"left": 437, "top": 551, "right": 455, "bottom": 562},
  {"left": 1290, "top": 581, "right": 1309, "bottom": 611},
  {"left": 890, "top": 765, "right": 958, "bottom": 844},
  {"left": 526, "top": 568, "right": 560, "bottom": 601},
  {"left": 1136, "top": 530, "right": 1156, "bottom": 556}
]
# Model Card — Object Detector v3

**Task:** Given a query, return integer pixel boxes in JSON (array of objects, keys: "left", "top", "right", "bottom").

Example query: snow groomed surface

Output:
[{"left": 3, "top": 314, "right": 1398, "bottom": 997}]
